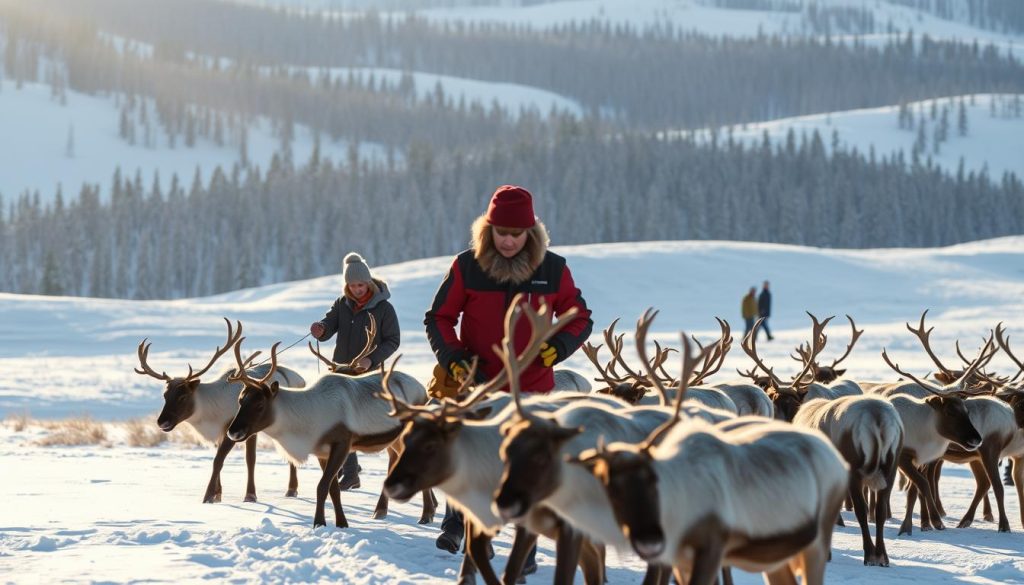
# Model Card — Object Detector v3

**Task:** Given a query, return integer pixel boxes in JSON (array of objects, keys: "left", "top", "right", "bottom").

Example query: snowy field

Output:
[
  {"left": 672, "top": 94, "right": 1024, "bottom": 179},
  {"left": 2, "top": 238, "right": 1024, "bottom": 583}
]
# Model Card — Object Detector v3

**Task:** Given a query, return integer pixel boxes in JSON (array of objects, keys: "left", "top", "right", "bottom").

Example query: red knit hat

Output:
[{"left": 486, "top": 185, "right": 536, "bottom": 229}]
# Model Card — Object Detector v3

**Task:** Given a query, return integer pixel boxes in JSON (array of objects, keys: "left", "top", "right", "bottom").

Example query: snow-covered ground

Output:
[
  {"left": 0, "top": 80, "right": 382, "bottom": 205},
  {"left": 671, "top": 94, "right": 1024, "bottom": 179},
  {"left": 2, "top": 238, "right": 1024, "bottom": 582}
]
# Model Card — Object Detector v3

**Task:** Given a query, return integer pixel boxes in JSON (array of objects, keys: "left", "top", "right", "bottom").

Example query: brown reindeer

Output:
[{"left": 135, "top": 318, "right": 305, "bottom": 503}]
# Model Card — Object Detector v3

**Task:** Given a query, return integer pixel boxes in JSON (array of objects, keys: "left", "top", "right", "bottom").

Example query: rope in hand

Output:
[{"left": 249, "top": 332, "right": 313, "bottom": 368}]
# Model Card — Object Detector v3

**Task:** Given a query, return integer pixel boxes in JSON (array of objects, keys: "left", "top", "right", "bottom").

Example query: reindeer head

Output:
[
  {"left": 382, "top": 297, "right": 579, "bottom": 504},
  {"left": 881, "top": 346, "right": 990, "bottom": 451},
  {"left": 135, "top": 318, "right": 242, "bottom": 432},
  {"left": 225, "top": 339, "right": 282, "bottom": 442},
  {"left": 790, "top": 315, "right": 863, "bottom": 383},
  {"left": 569, "top": 319, "right": 712, "bottom": 561},
  {"left": 741, "top": 313, "right": 831, "bottom": 421}
]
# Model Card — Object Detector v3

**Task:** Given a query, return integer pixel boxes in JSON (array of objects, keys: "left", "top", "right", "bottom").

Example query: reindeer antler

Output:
[
  {"left": 829, "top": 315, "right": 864, "bottom": 369},
  {"left": 377, "top": 356, "right": 439, "bottom": 419},
  {"left": 792, "top": 312, "right": 834, "bottom": 390},
  {"left": 135, "top": 339, "right": 171, "bottom": 381},
  {"left": 640, "top": 332, "right": 715, "bottom": 451},
  {"left": 741, "top": 318, "right": 784, "bottom": 389},
  {"left": 634, "top": 308, "right": 671, "bottom": 406},
  {"left": 881, "top": 348, "right": 943, "bottom": 396},
  {"left": 229, "top": 338, "right": 281, "bottom": 386},
  {"left": 996, "top": 323, "right": 1024, "bottom": 384},
  {"left": 689, "top": 318, "right": 732, "bottom": 385},
  {"left": 906, "top": 310, "right": 956, "bottom": 378}
]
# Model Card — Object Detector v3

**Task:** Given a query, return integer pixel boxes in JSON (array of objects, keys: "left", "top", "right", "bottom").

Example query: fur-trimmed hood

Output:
[{"left": 470, "top": 215, "right": 550, "bottom": 285}]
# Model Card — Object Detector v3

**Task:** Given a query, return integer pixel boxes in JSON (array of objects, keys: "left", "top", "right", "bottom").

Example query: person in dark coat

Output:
[
  {"left": 310, "top": 252, "right": 400, "bottom": 489},
  {"left": 424, "top": 184, "right": 594, "bottom": 571},
  {"left": 758, "top": 280, "right": 774, "bottom": 341}
]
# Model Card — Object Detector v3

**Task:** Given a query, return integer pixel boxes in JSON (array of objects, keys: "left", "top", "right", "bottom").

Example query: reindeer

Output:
[
  {"left": 739, "top": 313, "right": 833, "bottom": 422},
  {"left": 381, "top": 299, "right": 614, "bottom": 585},
  {"left": 587, "top": 318, "right": 740, "bottom": 414},
  {"left": 793, "top": 394, "right": 904, "bottom": 566},
  {"left": 135, "top": 318, "right": 306, "bottom": 503},
  {"left": 494, "top": 309, "right": 730, "bottom": 585},
  {"left": 225, "top": 326, "right": 435, "bottom": 528},
  {"left": 571, "top": 332, "right": 849, "bottom": 585},
  {"left": 876, "top": 347, "right": 987, "bottom": 534}
]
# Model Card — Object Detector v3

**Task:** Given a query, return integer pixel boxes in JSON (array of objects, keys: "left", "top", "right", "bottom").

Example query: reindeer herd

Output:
[{"left": 134, "top": 303, "right": 1024, "bottom": 585}]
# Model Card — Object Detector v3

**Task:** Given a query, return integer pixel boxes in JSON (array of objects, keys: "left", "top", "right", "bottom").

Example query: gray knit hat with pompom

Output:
[{"left": 343, "top": 253, "right": 373, "bottom": 284}]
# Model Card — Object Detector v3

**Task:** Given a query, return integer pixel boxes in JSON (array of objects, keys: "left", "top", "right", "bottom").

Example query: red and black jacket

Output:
[{"left": 424, "top": 249, "right": 593, "bottom": 393}]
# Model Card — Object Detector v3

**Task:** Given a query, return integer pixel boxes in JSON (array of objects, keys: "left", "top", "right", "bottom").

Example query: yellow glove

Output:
[
  {"left": 540, "top": 342, "right": 559, "bottom": 368},
  {"left": 449, "top": 360, "right": 471, "bottom": 383}
]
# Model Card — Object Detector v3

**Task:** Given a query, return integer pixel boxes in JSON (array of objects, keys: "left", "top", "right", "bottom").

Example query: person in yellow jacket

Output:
[{"left": 742, "top": 287, "right": 758, "bottom": 337}]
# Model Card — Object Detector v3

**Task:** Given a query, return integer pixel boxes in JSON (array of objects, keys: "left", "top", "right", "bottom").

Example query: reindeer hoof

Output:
[
  {"left": 335, "top": 520, "right": 348, "bottom": 528},
  {"left": 203, "top": 493, "right": 222, "bottom": 504},
  {"left": 285, "top": 490, "right": 298, "bottom": 498},
  {"left": 314, "top": 518, "right": 326, "bottom": 528},
  {"left": 999, "top": 523, "right": 1011, "bottom": 533},
  {"left": 984, "top": 513, "right": 995, "bottom": 522},
  {"left": 835, "top": 516, "right": 845, "bottom": 527},
  {"left": 244, "top": 493, "right": 258, "bottom": 503},
  {"left": 371, "top": 509, "right": 388, "bottom": 520},
  {"left": 933, "top": 520, "right": 945, "bottom": 531},
  {"left": 957, "top": 518, "right": 973, "bottom": 529},
  {"left": 898, "top": 525, "right": 912, "bottom": 537},
  {"left": 418, "top": 514, "right": 434, "bottom": 525}
]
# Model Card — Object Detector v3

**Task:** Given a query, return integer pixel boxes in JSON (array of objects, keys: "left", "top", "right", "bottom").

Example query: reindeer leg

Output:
[
  {"left": 286, "top": 464, "right": 299, "bottom": 497},
  {"left": 204, "top": 437, "right": 236, "bottom": 503},
  {"left": 721, "top": 567, "right": 734, "bottom": 585},
  {"left": 554, "top": 522, "right": 584, "bottom": 585},
  {"left": 930, "top": 461, "right": 946, "bottom": 518},
  {"left": 688, "top": 534, "right": 727, "bottom": 585},
  {"left": 640, "top": 565, "right": 668, "bottom": 585},
  {"left": 315, "top": 444, "right": 349, "bottom": 528},
  {"left": 502, "top": 526, "right": 537, "bottom": 585},
  {"left": 849, "top": 475, "right": 875, "bottom": 565},
  {"left": 958, "top": 459, "right": 990, "bottom": 528},
  {"left": 457, "top": 523, "right": 480, "bottom": 585},
  {"left": 1013, "top": 457, "right": 1024, "bottom": 529},
  {"left": 578, "top": 538, "right": 605, "bottom": 585},
  {"left": 372, "top": 448, "right": 396, "bottom": 520},
  {"left": 874, "top": 459, "right": 898, "bottom": 567},
  {"left": 763, "top": 567, "right": 798, "bottom": 585},
  {"left": 979, "top": 445, "right": 1011, "bottom": 532},
  {"left": 466, "top": 523, "right": 500, "bottom": 585},
  {"left": 244, "top": 435, "right": 258, "bottom": 502},
  {"left": 419, "top": 488, "right": 437, "bottom": 525},
  {"left": 898, "top": 455, "right": 920, "bottom": 536}
]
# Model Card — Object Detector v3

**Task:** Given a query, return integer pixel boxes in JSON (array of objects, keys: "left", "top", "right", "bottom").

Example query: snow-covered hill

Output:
[
  {"left": 671, "top": 94, "right": 1024, "bottom": 179},
  {"left": 0, "top": 80, "right": 381, "bottom": 205},
  {"left": 2, "top": 238, "right": 1024, "bottom": 583}
]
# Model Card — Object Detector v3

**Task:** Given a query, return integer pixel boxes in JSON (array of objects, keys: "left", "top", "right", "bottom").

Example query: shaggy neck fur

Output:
[{"left": 471, "top": 215, "right": 549, "bottom": 285}]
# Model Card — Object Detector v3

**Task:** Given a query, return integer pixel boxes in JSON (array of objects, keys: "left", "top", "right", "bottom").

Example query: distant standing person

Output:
[
  {"left": 758, "top": 280, "right": 774, "bottom": 341},
  {"left": 742, "top": 287, "right": 758, "bottom": 337},
  {"left": 310, "top": 253, "right": 401, "bottom": 490}
]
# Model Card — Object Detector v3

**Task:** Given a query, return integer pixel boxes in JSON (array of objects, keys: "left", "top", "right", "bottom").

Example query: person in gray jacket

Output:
[{"left": 310, "top": 252, "right": 400, "bottom": 489}]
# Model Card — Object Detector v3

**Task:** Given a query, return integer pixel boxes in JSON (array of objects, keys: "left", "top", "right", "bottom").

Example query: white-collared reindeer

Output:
[
  {"left": 793, "top": 393, "right": 904, "bottom": 565},
  {"left": 494, "top": 309, "right": 731, "bottom": 585},
  {"left": 875, "top": 343, "right": 988, "bottom": 534},
  {"left": 571, "top": 329, "right": 849, "bottom": 585},
  {"left": 225, "top": 327, "right": 434, "bottom": 528},
  {"left": 135, "top": 318, "right": 306, "bottom": 503},
  {"left": 381, "top": 299, "right": 614, "bottom": 585}
]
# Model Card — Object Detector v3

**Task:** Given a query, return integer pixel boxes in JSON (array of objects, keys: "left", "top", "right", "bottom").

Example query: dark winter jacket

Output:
[
  {"left": 314, "top": 279, "right": 400, "bottom": 368},
  {"left": 424, "top": 249, "right": 593, "bottom": 393},
  {"left": 758, "top": 289, "right": 772, "bottom": 318}
]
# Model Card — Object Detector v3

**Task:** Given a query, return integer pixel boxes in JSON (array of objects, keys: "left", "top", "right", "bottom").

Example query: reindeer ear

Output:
[
  {"left": 269, "top": 381, "right": 280, "bottom": 396},
  {"left": 566, "top": 449, "right": 599, "bottom": 469},
  {"left": 464, "top": 406, "right": 493, "bottom": 420},
  {"left": 185, "top": 379, "right": 201, "bottom": 393},
  {"left": 923, "top": 395, "right": 945, "bottom": 410},
  {"left": 834, "top": 369, "right": 846, "bottom": 377}
]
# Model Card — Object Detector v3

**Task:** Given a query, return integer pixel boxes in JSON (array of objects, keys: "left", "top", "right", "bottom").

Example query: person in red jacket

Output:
[{"left": 424, "top": 184, "right": 593, "bottom": 569}]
